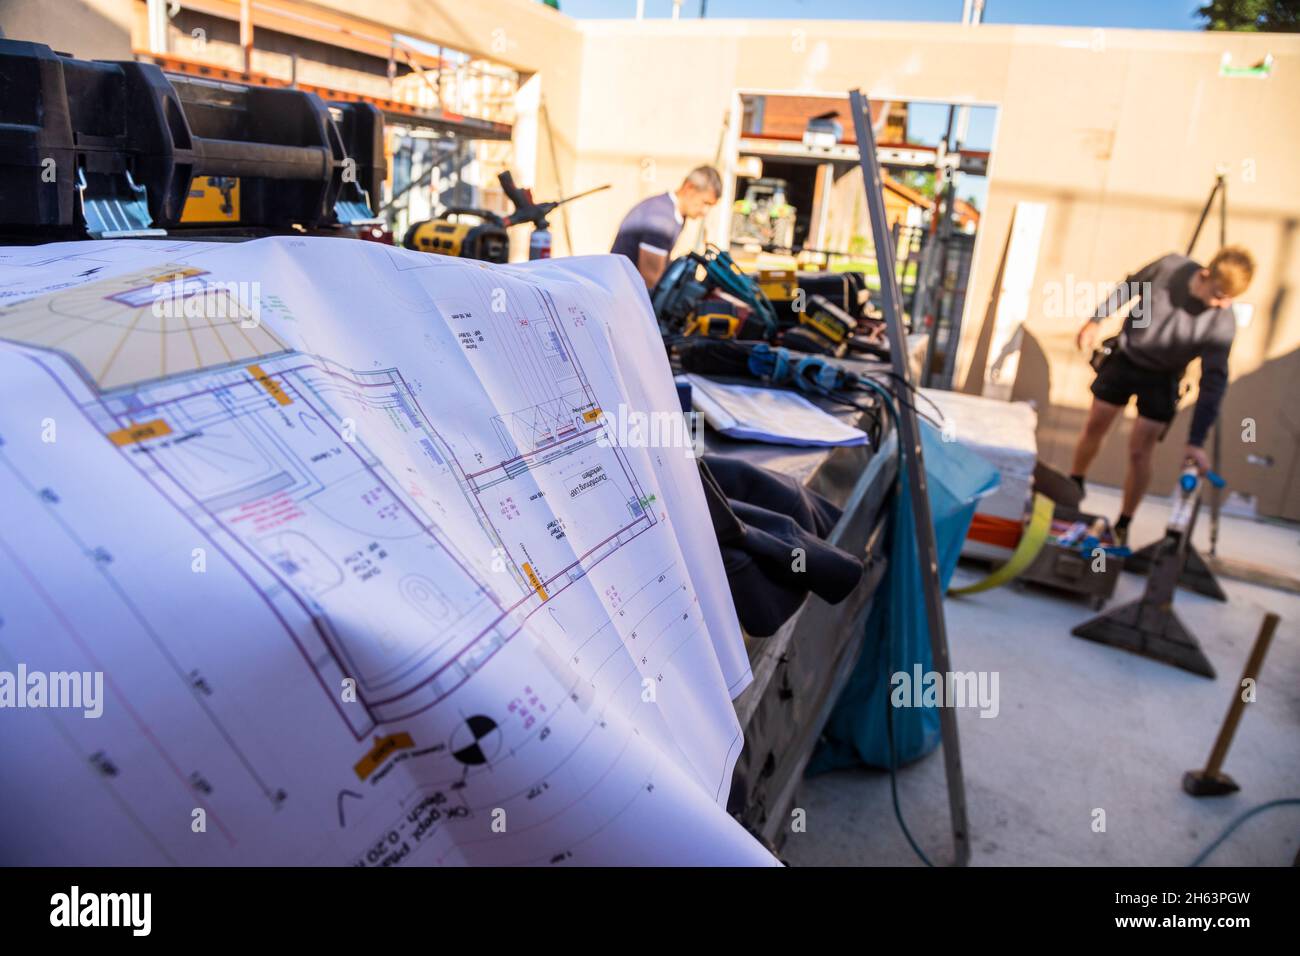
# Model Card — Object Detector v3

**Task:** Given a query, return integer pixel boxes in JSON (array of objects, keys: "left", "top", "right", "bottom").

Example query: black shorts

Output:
[{"left": 1091, "top": 351, "right": 1179, "bottom": 423}]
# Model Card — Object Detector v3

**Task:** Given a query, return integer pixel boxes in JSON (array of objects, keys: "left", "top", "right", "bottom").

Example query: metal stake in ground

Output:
[
  {"left": 1184, "top": 612, "right": 1279, "bottom": 797},
  {"left": 848, "top": 89, "right": 971, "bottom": 866},
  {"left": 1072, "top": 464, "right": 1223, "bottom": 677}
]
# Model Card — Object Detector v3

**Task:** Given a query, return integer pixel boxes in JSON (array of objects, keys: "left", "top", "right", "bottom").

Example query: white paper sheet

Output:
[
  {"left": 685, "top": 374, "right": 869, "bottom": 447},
  {"left": 0, "top": 237, "right": 773, "bottom": 866}
]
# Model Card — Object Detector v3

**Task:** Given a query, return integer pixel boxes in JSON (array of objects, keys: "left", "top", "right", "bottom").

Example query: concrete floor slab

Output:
[{"left": 781, "top": 486, "right": 1300, "bottom": 867}]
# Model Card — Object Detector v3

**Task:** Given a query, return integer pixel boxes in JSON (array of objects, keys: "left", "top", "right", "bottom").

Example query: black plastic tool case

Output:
[{"left": 0, "top": 39, "right": 384, "bottom": 241}]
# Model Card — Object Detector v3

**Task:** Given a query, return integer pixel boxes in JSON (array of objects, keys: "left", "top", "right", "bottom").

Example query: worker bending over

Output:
[
  {"left": 611, "top": 166, "right": 721, "bottom": 288},
  {"left": 1071, "top": 246, "right": 1253, "bottom": 544}
]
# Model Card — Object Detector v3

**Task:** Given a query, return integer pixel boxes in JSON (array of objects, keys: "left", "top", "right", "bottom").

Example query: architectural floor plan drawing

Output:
[{"left": 0, "top": 238, "right": 771, "bottom": 866}]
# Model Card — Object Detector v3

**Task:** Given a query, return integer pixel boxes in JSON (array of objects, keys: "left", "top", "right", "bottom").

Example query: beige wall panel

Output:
[{"left": 1, "top": 0, "right": 136, "bottom": 57}]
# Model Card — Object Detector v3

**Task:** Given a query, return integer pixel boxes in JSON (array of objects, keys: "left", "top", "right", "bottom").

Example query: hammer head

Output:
[{"left": 1182, "top": 769, "right": 1240, "bottom": 797}]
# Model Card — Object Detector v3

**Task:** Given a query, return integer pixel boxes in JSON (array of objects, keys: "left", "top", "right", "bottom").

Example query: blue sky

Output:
[{"left": 557, "top": 0, "right": 1209, "bottom": 31}]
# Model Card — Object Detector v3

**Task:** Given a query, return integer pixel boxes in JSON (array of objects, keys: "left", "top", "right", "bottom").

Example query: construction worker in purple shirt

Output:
[{"left": 611, "top": 166, "right": 722, "bottom": 288}]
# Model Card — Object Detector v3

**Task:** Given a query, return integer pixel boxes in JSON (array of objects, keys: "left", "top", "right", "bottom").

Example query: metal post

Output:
[
  {"left": 1182, "top": 173, "right": 1228, "bottom": 560},
  {"left": 239, "top": 0, "right": 253, "bottom": 75},
  {"left": 849, "top": 89, "right": 971, "bottom": 866},
  {"left": 540, "top": 98, "right": 573, "bottom": 256},
  {"left": 1209, "top": 177, "right": 1228, "bottom": 557},
  {"left": 1185, "top": 175, "right": 1222, "bottom": 257},
  {"left": 146, "top": 0, "right": 168, "bottom": 56},
  {"left": 922, "top": 108, "right": 959, "bottom": 387}
]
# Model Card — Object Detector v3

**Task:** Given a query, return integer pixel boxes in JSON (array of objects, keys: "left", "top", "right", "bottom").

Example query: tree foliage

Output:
[{"left": 1196, "top": 0, "right": 1300, "bottom": 32}]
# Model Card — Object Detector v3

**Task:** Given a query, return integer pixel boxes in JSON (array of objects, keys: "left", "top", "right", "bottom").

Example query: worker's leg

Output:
[
  {"left": 1120, "top": 416, "right": 1165, "bottom": 517},
  {"left": 1071, "top": 397, "right": 1124, "bottom": 476}
]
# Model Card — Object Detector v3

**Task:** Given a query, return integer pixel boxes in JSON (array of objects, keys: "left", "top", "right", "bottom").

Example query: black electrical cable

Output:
[
  {"left": 855, "top": 376, "right": 937, "bottom": 867},
  {"left": 1189, "top": 798, "right": 1300, "bottom": 866},
  {"left": 884, "top": 664, "right": 936, "bottom": 868},
  {"left": 881, "top": 370, "right": 948, "bottom": 424},
  {"left": 861, "top": 379, "right": 944, "bottom": 432},
  {"left": 858, "top": 370, "right": 945, "bottom": 434},
  {"left": 863, "top": 368, "right": 947, "bottom": 423}
]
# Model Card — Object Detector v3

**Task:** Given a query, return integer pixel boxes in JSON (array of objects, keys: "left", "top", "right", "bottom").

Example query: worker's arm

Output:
[
  {"left": 636, "top": 242, "right": 669, "bottom": 289},
  {"left": 1184, "top": 339, "right": 1231, "bottom": 471},
  {"left": 1075, "top": 257, "right": 1163, "bottom": 351}
]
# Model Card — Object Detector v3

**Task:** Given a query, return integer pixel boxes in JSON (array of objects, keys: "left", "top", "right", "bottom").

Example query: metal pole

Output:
[
  {"left": 1218, "top": 175, "right": 1227, "bottom": 249},
  {"left": 1208, "top": 177, "right": 1228, "bottom": 557},
  {"left": 1185, "top": 175, "right": 1222, "bottom": 257},
  {"left": 1185, "top": 173, "right": 1227, "bottom": 557},
  {"left": 146, "top": 0, "right": 168, "bottom": 56},
  {"left": 849, "top": 89, "right": 971, "bottom": 866},
  {"left": 924, "top": 108, "right": 960, "bottom": 387},
  {"left": 239, "top": 0, "right": 253, "bottom": 75},
  {"left": 540, "top": 98, "right": 574, "bottom": 256}
]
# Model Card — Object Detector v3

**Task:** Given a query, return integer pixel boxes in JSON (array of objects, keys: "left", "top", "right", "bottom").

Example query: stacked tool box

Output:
[{"left": 0, "top": 39, "right": 384, "bottom": 243}]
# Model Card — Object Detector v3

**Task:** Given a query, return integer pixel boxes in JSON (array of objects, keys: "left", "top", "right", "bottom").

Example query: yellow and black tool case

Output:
[{"left": 0, "top": 39, "right": 384, "bottom": 242}]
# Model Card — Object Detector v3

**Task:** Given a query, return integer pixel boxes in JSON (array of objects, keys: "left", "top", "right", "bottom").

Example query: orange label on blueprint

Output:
[
  {"left": 107, "top": 419, "right": 172, "bottom": 446},
  {"left": 248, "top": 364, "right": 292, "bottom": 405}
]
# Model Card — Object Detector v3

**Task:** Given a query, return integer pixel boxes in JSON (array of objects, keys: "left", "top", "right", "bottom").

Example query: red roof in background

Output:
[
  {"left": 747, "top": 94, "right": 889, "bottom": 145},
  {"left": 881, "top": 175, "right": 934, "bottom": 210},
  {"left": 954, "top": 197, "right": 981, "bottom": 225}
]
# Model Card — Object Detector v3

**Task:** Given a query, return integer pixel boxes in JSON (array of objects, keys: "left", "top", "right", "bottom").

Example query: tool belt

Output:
[
  {"left": 1090, "top": 334, "right": 1191, "bottom": 442},
  {"left": 1089, "top": 333, "right": 1121, "bottom": 373}
]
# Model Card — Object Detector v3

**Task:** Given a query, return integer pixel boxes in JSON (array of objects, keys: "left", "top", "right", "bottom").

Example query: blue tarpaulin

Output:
[{"left": 809, "top": 419, "right": 1000, "bottom": 772}]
